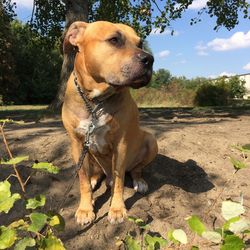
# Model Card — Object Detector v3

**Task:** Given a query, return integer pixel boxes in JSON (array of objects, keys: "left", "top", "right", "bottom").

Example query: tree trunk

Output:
[
  {"left": 62, "top": 0, "right": 89, "bottom": 28},
  {"left": 49, "top": 0, "right": 89, "bottom": 110}
]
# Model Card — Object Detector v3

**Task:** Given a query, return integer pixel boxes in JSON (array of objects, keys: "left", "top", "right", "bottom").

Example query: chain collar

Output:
[
  {"left": 73, "top": 72, "right": 102, "bottom": 118},
  {"left": 73, "top": 71, "right": 104, "bottom": 147}
]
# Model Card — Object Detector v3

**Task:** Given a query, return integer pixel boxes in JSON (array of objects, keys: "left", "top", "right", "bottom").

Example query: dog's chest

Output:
[{"left": 75, "top": 114, "right": 111, "bottom": 154}]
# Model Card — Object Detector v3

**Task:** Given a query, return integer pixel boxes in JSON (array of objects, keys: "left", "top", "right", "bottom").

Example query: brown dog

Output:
[{"left": 62, "top": 21, "right": 158, "bottom": 224}]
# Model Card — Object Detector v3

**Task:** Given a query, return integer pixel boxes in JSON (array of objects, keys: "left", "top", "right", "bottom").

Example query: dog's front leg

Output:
[
  {"left": 71, "top": 137, "right": 95, "bottom": 225},
  {"left": 108, "top": 151, "right": 127, "bottom": 224}
]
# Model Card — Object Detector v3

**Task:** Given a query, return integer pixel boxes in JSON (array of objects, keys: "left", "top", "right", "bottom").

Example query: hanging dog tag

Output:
[{"left": 88, "top": 122, "right": 95, "bottom": 134}]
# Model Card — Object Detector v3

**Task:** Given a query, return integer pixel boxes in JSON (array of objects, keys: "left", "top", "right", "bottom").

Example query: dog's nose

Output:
[{"left": 137, "top": 52, "right": 154, "bottom": 66}]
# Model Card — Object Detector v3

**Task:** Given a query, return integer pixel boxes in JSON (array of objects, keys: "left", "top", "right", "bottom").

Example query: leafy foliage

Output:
[
  {"left": 26, "top": 195, "right": 46, "bottom": 209},
  {"left": 186, "top": 215, "right": 206, "bottom": 236},
  {"left": 0, "top": 155, "right": 29, "bottom": 165},
  {"left": 0, "top": 226, "right": 16, "bottom": 249},
  {"left": 150, "top": 69, "right": 172, "bottom": 88},
  {"left": 32, "top": 162, "right": 59, "bottom": 174},
  {"left": 0, "top": 122, "right": 65, "bottom": 249},
  {"left": 0, "top": 0, "right": 19, "bottom": 104},
  {"left": 194, "top": 83, "right": 230, "bottom": 106},
  {"left": 0, "top": 181, "right": 21, "bottom": 213},
  {"left": 221, "top": 201, "right": 245, "bottom": 220},
  {"left": 31, "top": 0, "right": 250, "bottom": 39},
  {"left": 194, "top": 76, "right": 246, "bottom": 106}
]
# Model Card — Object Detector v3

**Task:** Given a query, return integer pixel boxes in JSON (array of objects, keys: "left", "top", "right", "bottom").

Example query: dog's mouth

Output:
[{"left": 108, "top": 69, "right": 152, "bottom": 89}]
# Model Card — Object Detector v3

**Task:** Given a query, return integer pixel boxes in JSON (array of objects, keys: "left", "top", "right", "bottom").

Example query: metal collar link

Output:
[
  {"left": 72, "top": 71, "right": 104, "bottom": 168},
  {"left": 73, "top": 71, "right": 100, "bottom": 116}
]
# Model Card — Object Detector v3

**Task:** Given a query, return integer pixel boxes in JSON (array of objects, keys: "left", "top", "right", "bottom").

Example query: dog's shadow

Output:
[{"left": 94, "top": 154, "right": 214, "bottom": 212}]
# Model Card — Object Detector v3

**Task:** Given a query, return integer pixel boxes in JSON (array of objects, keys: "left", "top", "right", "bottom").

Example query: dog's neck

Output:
[{"left": 73, "top": 70, "right": 117, "bottom": 103}]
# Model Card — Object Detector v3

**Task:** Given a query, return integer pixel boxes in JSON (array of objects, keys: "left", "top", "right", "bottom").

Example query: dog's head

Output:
[{"left": 64, "top": 21, "right": 154, "bottom": 89}]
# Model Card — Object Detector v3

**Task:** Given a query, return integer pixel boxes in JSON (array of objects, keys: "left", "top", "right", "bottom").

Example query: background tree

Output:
[
  {"left": 0, "top": 0, "right": 18, "bottom": 104},
  {"left": 31, "top": 0, "right": 250, "bottom": 39},
  {"left": 227, "top": 76, "right": 246, "bottom": 99},
  {"left": 150, "top": 68, "right": 172, "bottom": 88},
  {"left": 1, "top": 0, "right": 249, "bottom": 104}
]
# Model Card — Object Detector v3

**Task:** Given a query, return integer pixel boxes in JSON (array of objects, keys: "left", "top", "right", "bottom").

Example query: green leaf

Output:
[
  {"left": 167, "top": 230, "right": 179, "bottom": 244},
  {"left": 128, "top": 216, "right": 137, "bottom": 223},
  {"left": 48, "top": 214, "right": 65, "bottom": 231},
  {"left": 230, "top": 157, "right": 247, "bottom": 170},
  {"left": 0, "top": 181, "right": 11, "bottom": 199},
  {"left": 144, "top": 234, "right": 167, "bottom": 250},
  {"left": 0, "top": 181, "right": 21, "bottom": 213},
  {"left": 124, "top": 234, "right": 140, "bottom": 250},
  {"left": 233, "top": 144, "right": 250, "bottom": 153},
  {"left": 191, "top": 247, "right": 199, "bottom": 250},
  {"left": 172, "top": 229, "right": 187, "bottom": 244},
  {"left": 229, "top": 219, "right": 250, "bottom": 233},
  {"left": 223, "top": 217, "right": 240, "bottom": 230},
  {"left": 0, "top": 156, "right": 29, "bottom": 165},
  {"left": 186, "top": 215, "right": 206, "bottom": 236},
  {"left": 242, "top": 144, "right": 250, "bottom": 152},
  {"left": 202, "top": 231, "right": 222, "bottom": 243},
  {"left": 32, "top": 162, "right": 59, "bottom": 174},
  {"left": 28, "top": 212, "right": 48, "bottom": 233},
  {"left": 220, "top": 235, "right": 245, "bottom": 250},
  {"left": 128, "top": 216, "right": 148, "bottom": 229},
  {"left": 40, "top": 235, "right": 65, "bottom": 250},
  {"left": 14, "top": 237, "right": 35, "bottom": 250},
  {"left": 9, "top": 219, "right": 28, "bottom": 230},
  {"left": 0, "top": 226, "right": 16, "bottom": 249},
  {"left": 26, "top": 195, "right": 46, "bottom": 209},
  {"left": 0, "top": 119, "right": 24, "bottom": 125},
  {"left": 221, "top": 201, "right": 245, "bottom": 220}
]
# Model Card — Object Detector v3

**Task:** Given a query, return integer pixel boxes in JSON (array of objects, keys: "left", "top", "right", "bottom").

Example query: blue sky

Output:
[{"left": 16, "top": 0, "right": 250, "bottom": 79}]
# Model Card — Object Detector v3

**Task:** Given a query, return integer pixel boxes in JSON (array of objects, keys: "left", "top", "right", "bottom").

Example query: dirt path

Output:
[{"left": 1, "top": 108, "right": 250, "bottom": 249}]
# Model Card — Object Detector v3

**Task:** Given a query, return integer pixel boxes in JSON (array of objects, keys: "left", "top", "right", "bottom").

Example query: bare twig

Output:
[{"left": 0, "top": 122, "right": 26, "bottom": 192}]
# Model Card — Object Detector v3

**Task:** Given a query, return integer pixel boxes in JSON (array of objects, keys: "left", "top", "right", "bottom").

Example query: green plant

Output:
[
  {"left": 122, "top": 144, "right": 250, "bottom": 249},
  {"left": 225, "top": 76, "right": 246, "bottom": 99},
  {"left": 194, "top": 82, "right": 230, "bottom": 106},
  {"left": 0, "top": 119, "right": 65, "bottom": 249}
]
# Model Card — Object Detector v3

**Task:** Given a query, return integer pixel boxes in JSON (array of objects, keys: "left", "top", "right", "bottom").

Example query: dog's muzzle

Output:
[{"left": 129, "top": 51, "right": 154, "bottom": 89}]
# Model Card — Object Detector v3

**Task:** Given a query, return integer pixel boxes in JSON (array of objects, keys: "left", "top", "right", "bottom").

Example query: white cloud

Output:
[
  {"left": 180, "top": 59, "right": 187, "bottom": 64},
  {"left": 197, "top": 51, "right": 208, "bottom": 56},
  {"left": 158, "top": 50, "right": 170, "bottom": 58},
  {"left": 208, "top": 31, "right": 250, "bottom": 51},
  {"left": 17, "top": 0, "right": 33, "bottom": 9},
  {"left": 188, "top": 0, "right": 207, "bottom": 10},
  {"left": 150, "top": 28, "right": 179, "bottom": 36},
  {"left": 195, "top": 42, "right": 209, "bottom": 56},
  {"left": 174, "top": 59, "right": 187, "bottom": 65},
  {"left": 219, "top": 72, "right": 236, "bottom": 77},
  {"left": 243, "top": 62, "right": 250, "bottom": 71},
  {"left": 208, "top": 72, "right": 236, "bottom": 78}
]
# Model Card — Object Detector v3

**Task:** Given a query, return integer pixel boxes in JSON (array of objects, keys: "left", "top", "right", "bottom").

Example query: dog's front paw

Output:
[
  {"left": 133, "top": 178, "right": 148, "bottom": 194},
  {"left": 108, "top": 206, "right": 127, "bottom": 224},
  {"left": 75, "top": 207, "right": 95, "bottom": 225}
]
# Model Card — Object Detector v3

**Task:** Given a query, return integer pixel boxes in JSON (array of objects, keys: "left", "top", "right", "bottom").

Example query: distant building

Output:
[{"left": 238, "top": 73, "right": 250, "bottom": 99}]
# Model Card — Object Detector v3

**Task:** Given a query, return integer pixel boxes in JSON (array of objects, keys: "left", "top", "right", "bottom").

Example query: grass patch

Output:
[
  {"left": 0, "top": 105, "right": 48, "bottom": 111},
  {"left": 130, "top": 86, "right": 195, "bottom": 107},
  {"left": 0, "top": 105, "right": 58, "bottom": 121}
]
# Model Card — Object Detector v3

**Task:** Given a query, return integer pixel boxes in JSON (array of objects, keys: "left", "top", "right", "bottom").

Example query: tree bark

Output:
[
  {"left": 62, "top": 0, "right": 89, "bottom": 28},
  {"left": 49, "top": 0, "right": 89, "bottom": 110}
]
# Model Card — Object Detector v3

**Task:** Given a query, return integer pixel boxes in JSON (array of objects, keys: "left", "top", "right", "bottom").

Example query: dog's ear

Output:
[{"left": 63, "top": 22, "right": 88, "bottom": 53}]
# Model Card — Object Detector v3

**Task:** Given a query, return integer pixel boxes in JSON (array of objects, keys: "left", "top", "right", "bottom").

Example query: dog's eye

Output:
[{"left": 108, "top": 37, "right": 119, "bottom": 45}]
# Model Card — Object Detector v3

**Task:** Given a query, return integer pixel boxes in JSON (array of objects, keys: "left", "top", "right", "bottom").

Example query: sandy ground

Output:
[{"left": 1, "top": 107, "right": 250, "bottom": 249}]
